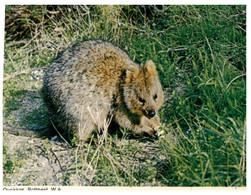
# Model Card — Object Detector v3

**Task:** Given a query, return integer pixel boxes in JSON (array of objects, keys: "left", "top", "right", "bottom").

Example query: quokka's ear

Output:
[
  {"left": 143, "top": 60, "right": 158, "bottom": 77},
  {"left": 125, "top": 64, "right": 140, "bottom": 84}
]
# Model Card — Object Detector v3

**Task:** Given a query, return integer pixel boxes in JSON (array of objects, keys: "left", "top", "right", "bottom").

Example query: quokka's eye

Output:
[
  {"left": 153, "top": 94, "right": 158, "bottom": 100},
  {"left": 138, "top": 97, "right": 145, "bottom": 104}
]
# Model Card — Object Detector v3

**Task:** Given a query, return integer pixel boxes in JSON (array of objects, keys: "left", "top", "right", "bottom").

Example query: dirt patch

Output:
[
  {"left": 3, "top": 132, "right": 88, "bottom": 186},
  {"left": 3, "top": 131, "right": 169, "bottom": 186}
]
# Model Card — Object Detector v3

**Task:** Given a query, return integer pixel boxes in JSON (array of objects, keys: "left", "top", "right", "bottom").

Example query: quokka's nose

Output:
[{"left": 148, "top": 110, "right": 156, "bottom": 118}]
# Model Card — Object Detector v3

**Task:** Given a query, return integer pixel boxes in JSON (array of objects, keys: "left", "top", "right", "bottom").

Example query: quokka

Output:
[{"left": 43, "top": 40, "right": 164, "bottom": 142}]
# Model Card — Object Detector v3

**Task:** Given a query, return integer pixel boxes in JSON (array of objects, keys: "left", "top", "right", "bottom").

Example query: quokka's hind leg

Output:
[{"left": 76, "top": 103, "right": 112, "bottom": 142}]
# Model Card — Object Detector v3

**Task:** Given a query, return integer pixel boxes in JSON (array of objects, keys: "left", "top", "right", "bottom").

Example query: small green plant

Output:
[{"left": 3, "top": 145, "right": 25, "bottom": 175}]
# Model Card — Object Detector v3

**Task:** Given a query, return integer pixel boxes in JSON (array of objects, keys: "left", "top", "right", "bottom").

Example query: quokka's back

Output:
[{"left": 43, "top": 40, "right": 164, "bottom": 142}]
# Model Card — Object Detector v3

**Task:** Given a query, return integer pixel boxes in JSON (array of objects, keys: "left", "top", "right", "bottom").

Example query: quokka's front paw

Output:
[
  {"left": 132, "top": 124, "right": 156, "bottom": 137},
  {"left": 142, "top": 115, "right": 162, "bottom": 138},
  {"left": 149, "top": 115, "right": 161, "bottom": 130},
  {"left": 144, "top": 126, "right": 158, "bottom": 138},
  {"left": 142, "top": 115, "right": 161, "bottom": 129}
]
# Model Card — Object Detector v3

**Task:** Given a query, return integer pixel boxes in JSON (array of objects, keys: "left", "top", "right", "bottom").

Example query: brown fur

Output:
[{"left": 43, "top": 40, "right": 164, "bottom": 141}]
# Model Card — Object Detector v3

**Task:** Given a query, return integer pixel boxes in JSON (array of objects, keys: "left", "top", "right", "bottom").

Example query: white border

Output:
[
  {"left": 0, "top": 2, "right": 5, "bottom": 193},
  {"left": 0, "top": 1, "right": 249, "bottom": 195},
  {"left": 0, "top": 0, "right": 248, "bottom": 5}
]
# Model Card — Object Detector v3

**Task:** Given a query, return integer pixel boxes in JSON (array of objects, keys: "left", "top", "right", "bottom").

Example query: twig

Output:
[
  {"left": 103, "top": 151, "right": 120, "bottom": 183},
  {"left": 35, "top": 145, "right": 62, "bottom": 171},
  {"left": 50, "top": 119, "right": 72, "bottom": 148},
  {"left": 3, "top": 68, "right": 40, "bottom": 82},
  {"left": 50, "top": 149, "right": 63, "bottom": 171},
  {"left": 20, "top": 27, "right": 41, "bottom": 49},
  {"left": 3, "top": 125, "right": 45, "bottom": 138}
]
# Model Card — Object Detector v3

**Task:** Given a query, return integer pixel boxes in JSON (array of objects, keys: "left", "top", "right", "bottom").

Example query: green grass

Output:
[{"left": 3, "top": 5, "right": 246, "bottom": 186}]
